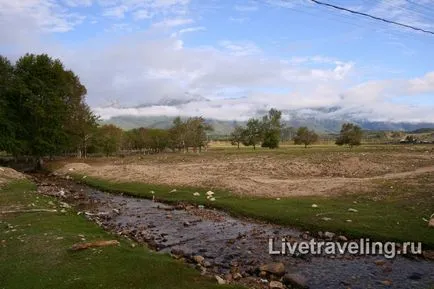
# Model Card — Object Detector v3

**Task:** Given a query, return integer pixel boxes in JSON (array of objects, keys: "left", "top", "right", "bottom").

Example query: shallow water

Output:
[{"left": 35, "top": 175, "right": 434, "bottom": 289}]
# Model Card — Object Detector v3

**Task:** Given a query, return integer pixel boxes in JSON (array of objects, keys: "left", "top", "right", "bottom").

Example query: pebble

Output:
[{"left": 215, "top": 275, "right": 226, "bottom": 285}]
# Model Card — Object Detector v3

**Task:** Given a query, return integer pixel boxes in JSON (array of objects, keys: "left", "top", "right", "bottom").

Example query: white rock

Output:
[
  {"left": 150, "top": 191, "right": 155, "bottom": 194},
  {"left": 82, "top": 175, "right": 87, "bottom": 179},
  {"left": 348, "top": 208, "right": 358, "bottom": 212},
  {"left": 321, "top": 217, "right": 332, "bottom": 221},
  {"left": 193, "top": 192, "right": 200, "bottom": 196},
  {"left": 215, "top": 275, "right": 226, "bottom": 285},
  {"left": 276, "top": 198, "right": 281, "bottom": 201},
  {"left": 429, "top": 218, "right": 434, "bottom": 228},
  {"left": 210, "top": 197, "right": 216, "bottom": 201},
  {"left": 311, "top": 204, "right": 318, "bottom": 208},
  {"left": 170, "top": 189, "right": 177, "bottom": 193},
  {"left": 269, "top": 281, "right": 285, "bottom": 289},
  {"left": 346, "top": 219, "right": 352, "bottom": 223},
  {"left": 206, "top": 191, "right": 214, "bottom": 196}
]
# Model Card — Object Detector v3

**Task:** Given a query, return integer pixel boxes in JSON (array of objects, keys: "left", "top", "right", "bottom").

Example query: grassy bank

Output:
[
  {"left": 0, "top": 180, "right": 243, "bottom": 289},
  {"left": 79, "top": 174, "right": 434, "bottom": 248}
]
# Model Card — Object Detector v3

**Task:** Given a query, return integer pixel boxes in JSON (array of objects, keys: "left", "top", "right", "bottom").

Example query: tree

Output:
[
  {"left": 261, "top": 108, "right": 282, "bottom": 149},
  {"left": 169, "top": 117, "right": 212, "bottom": 153},
  {"left": 230, "top": 126, "right": 244, "bottom": 149},
  {"left": 0, "top": 56, "right": 16, "bottom": 153},
  {"left": 94, "top": 125, "right": 123, "bottom": 156},
  {"left": 242, "top": 118, "right": 262, "bottom": 150},
  {"left": 0, "top": 54, "right": 96, "bottom": 166},
  {"left": 185, "top": 117, "right": 212, "bottom": 152},
  {"left": 169, "top": 117, "right": 187, "bottom": 152},
  {"left": 294, "top": 127, "right": 318, "bottom": 148},
  {"left": 335, "top": 123, "right": 363, "bottom": 148}
]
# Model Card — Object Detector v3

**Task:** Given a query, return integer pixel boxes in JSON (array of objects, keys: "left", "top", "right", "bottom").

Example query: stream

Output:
[{"left": 33, "top": 173, "right": 434, "bottom": 289}]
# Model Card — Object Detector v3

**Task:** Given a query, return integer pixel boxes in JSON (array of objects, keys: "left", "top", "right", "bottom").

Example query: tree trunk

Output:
[{"left": 237, "top": 142, "right": 240, "bottom": 149}]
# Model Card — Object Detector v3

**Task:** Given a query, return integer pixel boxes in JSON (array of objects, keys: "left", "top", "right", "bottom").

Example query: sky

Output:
[{"left": 1, "top": 0, "right": 434, "bottom": 122}]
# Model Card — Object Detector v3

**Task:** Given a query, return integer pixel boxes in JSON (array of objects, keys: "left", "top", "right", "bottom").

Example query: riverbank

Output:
[{"left": 0, "top": 179, "right": 244, "bottom": 289}]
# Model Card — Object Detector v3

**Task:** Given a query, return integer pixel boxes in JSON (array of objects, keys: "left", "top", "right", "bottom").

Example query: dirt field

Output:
[{"left": 54, "top": 145, "right": 434, "bottom": 197}]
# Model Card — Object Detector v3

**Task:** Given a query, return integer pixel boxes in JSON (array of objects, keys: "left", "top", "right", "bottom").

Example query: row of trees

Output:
[
  {"left": 231, "top": 120, "right": 363, "bottom": 149},
  {"left": 292, "top": 123, "right": 362, "bottom": 148},
  {"left": 230, "top": 109, "right": 283, "bottom": 149},
  {"left": 0, "top": 54, "right": 213, "bottom": 160}
]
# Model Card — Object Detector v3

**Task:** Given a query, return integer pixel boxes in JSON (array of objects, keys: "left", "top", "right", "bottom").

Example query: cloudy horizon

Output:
[{"left": 1, "top": 0, "right": 433, "bottom": 122}]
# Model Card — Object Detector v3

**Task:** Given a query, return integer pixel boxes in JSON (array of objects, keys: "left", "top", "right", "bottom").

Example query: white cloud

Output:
[
  {"left": 234, "top": 4, "right": 258, "bottom": 12},
  {"left": 219, "top": 41, "right": 262, "bottom": 56},
  {"left": 152, "top": 17, "right": 194, "bottom": 28},
  {"left": 102, "top": 5, "right": 129, "bottom": 18},
  {"left": 0, "top": 0, "right": 85, "bottom": 34}
]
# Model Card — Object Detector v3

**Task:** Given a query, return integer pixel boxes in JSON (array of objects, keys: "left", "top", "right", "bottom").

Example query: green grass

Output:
[
  {"left": 0, "top": 180, "right": 244, "bottom": 289},
  {"left": 78, "top": 174, "right": 434, "bottom": 248}
]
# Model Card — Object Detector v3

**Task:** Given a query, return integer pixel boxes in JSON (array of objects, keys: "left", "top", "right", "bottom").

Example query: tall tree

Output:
[
  {"left": 242, "top": 118, "right": 262, "bottom": 150},
  {"left": 230, "top": 126, "right": 244, "bottom": 149},
  {"left": 335, "top": 123, "right": 363, "bottom": 148},
  {"left": 94, "top": 124, "right": 123, "bottom": 156},
  {"left": 0, "top": 56, "right": 16, "bottom": 153},
  {"left": 0, "top": 54, "right": 96, "bottom": 165},
  {"left": 294, "top": 127, "right": 318, "bottom": 148},
  {"left": 261, "top": 108, "right": 282, "bottom": 149}
]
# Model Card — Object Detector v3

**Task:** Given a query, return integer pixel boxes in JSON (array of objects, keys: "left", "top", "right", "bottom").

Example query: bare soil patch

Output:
[
  {"left": 0, "top": 167, "right": 26, "bottom": 185},
  {"left": 54, "top": 148, "right": 434, "bottom": 197}
]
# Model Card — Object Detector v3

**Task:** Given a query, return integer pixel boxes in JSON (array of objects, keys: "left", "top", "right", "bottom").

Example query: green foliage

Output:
[
  {"left": 336, "top": 123, "right": 363, "bottom": 148},
  {"left": 168, "top": 117, "right": 212, "bottom": 152},
  {"left": 0, "top": 54, "right": 97, "bottom": 159},
  {"left": 93, "top": 124, "right": 123, "bottom": 156},
  {"left": 230, "top": 126, "right": 244, "bottom": 149},
  {"left": 0, "top": 56, "right": 17, "bottom": 153},
  {"left": 241, "top": 118, "right": 262, "bottom": 150},
  {"left": 294, "top": 126, "right": 318, "bottom": 148},
  {"left": 261, "top": 108, "right": 282, "bottom": 149}
]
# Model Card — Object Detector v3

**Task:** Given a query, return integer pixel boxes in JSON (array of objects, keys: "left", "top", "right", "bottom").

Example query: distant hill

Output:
[{"left": 103, "top": 115, "right": 434, "bottom": 135}]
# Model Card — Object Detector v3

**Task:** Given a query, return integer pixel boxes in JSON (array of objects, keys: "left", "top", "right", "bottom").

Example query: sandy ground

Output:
[
  {"left": 54, "top": 147, "right": 434, "bottom": 197},
  {"left": 0, "top": 167, "right": 26, "bottom": 185}
]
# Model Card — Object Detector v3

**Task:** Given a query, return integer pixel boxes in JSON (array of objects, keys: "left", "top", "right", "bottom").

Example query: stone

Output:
[
  {"left": 215, "top": 275, "right": 226, "bottom": 285},
  {"left": 203, "top": 261, "right": 211, "bottom": 268},
  {"left": 193, "top": 255, "right": 205, "bottom": 264},
  {"left": 193, "top": 192, "right": 200, "bottom": 196},
  {"left": 429, "top": 218, "right": 434, "bottom": 228},
  {"left": 324, "top": 231, "right": 335, "bottom": 239},
  {"left": 224, "top": 273, "right": 233, "bottom": 283},
  {"left": 183, "top": 221, "right": 191, "bottom": 227},
  {"left": 379, "top": 280, "right": 392, "bottom": 286},
  {"left": 170, "top": 189, "right": 177, "bottom": 193},
  {"left": 311, "top": 204, "right": 318, "bottom": 208},
  {"left": 321, "top": 217, "right": 332, "bottom": 221},
  {"left": 210, "top": 197, "right": 216, "bottom": 201},
  {"left": 348, "top": 208, "right": 358, "bottom": 212},
  {"left": 374, "top": 259, "right": 386, "bottom": 266},
  {"left": 233, "top": 273, "right": 242, "bottom": 280},
  {"left": 283, "top": 273, "right": 308, "bottom": 289},
  {"left": 259, "top": 262, "right": 286, "bottom": 277},
  {"left": 206, "top": 191, "right": 214, "bottom": 196},
  {"left": 408, "top": 272, "right": 423, "bottom": 280},
  {"left": 337, "top": 235, "right": 348, "bottom": 242},
  {"left": 269, "top": 281, "right": 285, "bottom": 289}
]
